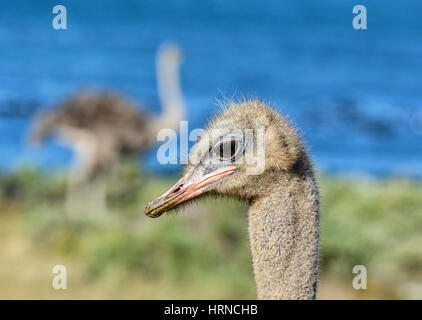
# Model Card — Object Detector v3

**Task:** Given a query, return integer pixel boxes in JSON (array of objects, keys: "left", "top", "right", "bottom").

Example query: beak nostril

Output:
[{"left": 173, "top": 184, "right": 183, "bottom": 194}]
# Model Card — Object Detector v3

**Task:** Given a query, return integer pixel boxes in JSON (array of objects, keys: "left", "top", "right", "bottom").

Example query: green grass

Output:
[{"left": 0, "top": 165, "right": 421, "bottom": 299}]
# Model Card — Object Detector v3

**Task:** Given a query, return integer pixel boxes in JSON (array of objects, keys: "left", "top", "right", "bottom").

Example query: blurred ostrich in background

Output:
[{"left": 30, "top": 44, "right": 185, "bottom": 212}]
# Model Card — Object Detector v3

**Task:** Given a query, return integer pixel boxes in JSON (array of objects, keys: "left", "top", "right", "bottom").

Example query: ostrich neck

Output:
[
  {"left": 154, "top": 58, "right": 184, "bottom": 133},
  {"left": 247, "top": 174, "right": 320, "bottom": 300}
]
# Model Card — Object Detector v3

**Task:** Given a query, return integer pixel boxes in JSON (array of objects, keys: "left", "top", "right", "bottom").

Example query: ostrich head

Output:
[{"left": 145, "top": 100, "right": 306, "bottom": 218}]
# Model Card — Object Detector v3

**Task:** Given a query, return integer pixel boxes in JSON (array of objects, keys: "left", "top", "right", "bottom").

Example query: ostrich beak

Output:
[{"left": 145, "top": 165, "right": 238, "bottom": 218}]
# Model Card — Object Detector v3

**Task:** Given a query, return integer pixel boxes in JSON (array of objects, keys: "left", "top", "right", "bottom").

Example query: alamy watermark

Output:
[
  {"left": 353, "top": 5, "right": 367, "bottom": 30},
  {"left": 156, "top": 121, "right": 266, "bottom": 175},
  {"left": 52, "top": 5, "right": 67, "bottom": 30},
  {"left": 52, "top": 265, "right": 67, "bottom": 290},
  {"left": 352, "top": 265, "right": 367, "bottom": 290}
]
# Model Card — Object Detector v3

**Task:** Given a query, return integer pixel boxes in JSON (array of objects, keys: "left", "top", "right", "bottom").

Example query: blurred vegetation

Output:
[{"left": 0, "top": 162, "right": 421, "bottom": 299}]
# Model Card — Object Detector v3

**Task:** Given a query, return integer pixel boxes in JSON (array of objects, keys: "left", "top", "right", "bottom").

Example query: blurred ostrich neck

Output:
[
  {"left": 154, "top": 56, "right": 184, "bottom": 132},
  {"left": 247, "top": 173, "right": 319, "bottom": 300}
]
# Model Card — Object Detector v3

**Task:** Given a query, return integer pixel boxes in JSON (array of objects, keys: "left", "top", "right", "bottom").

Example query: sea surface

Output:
[{"left": 0, "top": 0, "right": 421, "bottom": 177}]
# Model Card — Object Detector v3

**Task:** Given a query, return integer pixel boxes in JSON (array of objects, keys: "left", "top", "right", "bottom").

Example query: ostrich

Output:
[
  {"left": 145, "top": 100, "right": 320, "bottom": 300},
  {"left": 30, "top": 44, "right": 185, "bottom": 211}
]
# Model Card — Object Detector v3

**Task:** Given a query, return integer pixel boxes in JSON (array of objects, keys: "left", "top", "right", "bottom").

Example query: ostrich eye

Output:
[{"left": 214, "top": 139, "right": 239, "bottom": 161}]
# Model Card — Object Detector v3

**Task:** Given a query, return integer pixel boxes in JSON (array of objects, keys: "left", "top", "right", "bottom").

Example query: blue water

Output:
[{"left": 1, "top": 0, "right": 421, "bottom": 177}]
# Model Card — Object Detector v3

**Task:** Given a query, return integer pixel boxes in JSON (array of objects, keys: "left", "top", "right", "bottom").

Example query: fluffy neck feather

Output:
[{"left": 247, "top": 172, "right": 320, "bottom": 299}]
